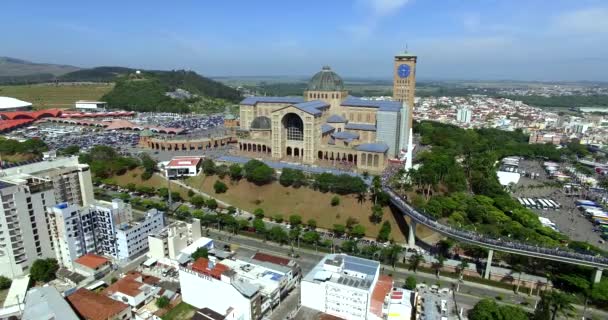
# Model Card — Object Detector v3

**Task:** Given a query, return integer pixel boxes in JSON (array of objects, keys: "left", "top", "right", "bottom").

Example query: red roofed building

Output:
[
  {"left": 74, "top": 254, "right": 111, "bottom": 278},
  {"left": 67, "top": 288, "right": 132, "bottom": 320},
  {"left": 103, "top": 272, "right": 161, "bottom": 308},
  {"left": 192, "top": 257, "right": 230, "bottom": 280},
  {"left": 164, "top": 156, "right": 203, "bottom": 178},
  {"left": 370, "top": 275, "right": 393, "bottom": 318}
]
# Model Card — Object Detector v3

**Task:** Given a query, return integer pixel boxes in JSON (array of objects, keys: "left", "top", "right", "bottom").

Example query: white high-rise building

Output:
[
  {"left": 48, "top": 198, "right": 164, "bottom": 268},
  {"left": 456, "top": 107, "right": 472, "bottom": 123},
  {"left": 1, "top": 156, "right": 94, "bottom": 206},
  {"left": 0, "top": 176, "right": 56, "bottom": 278}
]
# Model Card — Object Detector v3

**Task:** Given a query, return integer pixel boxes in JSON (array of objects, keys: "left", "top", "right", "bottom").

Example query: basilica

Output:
[{"left": 237, "top": 52, "right": 417, "bottom": 172}]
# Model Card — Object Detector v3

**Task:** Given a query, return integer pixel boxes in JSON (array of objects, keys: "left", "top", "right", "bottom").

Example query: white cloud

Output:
[
  {"left": 344, "top": 0, "right": 411, "bottom": 40},
  {"left": 553, "top": 7, "right": 608, "bottom": 34},
  {"left": 363, "top": 0, "right": 411, "bottom": 17}
]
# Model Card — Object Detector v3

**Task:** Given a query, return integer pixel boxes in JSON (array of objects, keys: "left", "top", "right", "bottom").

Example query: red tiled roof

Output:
[
  {"left": 74, "top": 254, "right": 109, "bottom": 269},
  {"left": 370, "top": 274, "right": 393, "bottom": 317},
  {"left": 252, "top": 252, "right": 291, "bottom": 266},
  {"left": 103, "top": 273, "right": 145, "bottom": 297},
  {"left": 167, "top": 157, "right": 201, "bottom": 167},
  {"left": 192, "top": 258, "right": 230, "bottom": 280},
  {"left": 0, "top": 119, "right": 35, "bottom": 131},
  {"left": 0, "top": 109, "right": 62, "bottom": 120},
  {"left": 67, "top": 288, "right": 129, "bottom": 320}
]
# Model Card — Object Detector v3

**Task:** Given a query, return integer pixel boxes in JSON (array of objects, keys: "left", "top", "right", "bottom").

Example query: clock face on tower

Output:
[{"left": 397, "top": 64, "right": 411, "bottom": 78}]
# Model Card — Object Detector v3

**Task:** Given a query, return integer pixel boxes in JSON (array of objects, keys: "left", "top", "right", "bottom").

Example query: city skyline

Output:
[{"left": 1, "top": 0, "right": 608, "bottom": 81}]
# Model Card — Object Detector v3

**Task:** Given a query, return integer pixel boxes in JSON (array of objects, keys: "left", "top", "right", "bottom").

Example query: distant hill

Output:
[
  {"left": 0, "top": 57, "right": 80, "bottom": 79},
  {"left": 58, "top": 66, "right": 135, "bottom": 82}
]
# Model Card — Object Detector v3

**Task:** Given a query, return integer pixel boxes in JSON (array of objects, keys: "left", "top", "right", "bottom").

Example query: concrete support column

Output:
[
  {"left": 484, "top": 249, "right": 494, "bottom": 279},
  {"left": 593, "top": 268, "right": 603, "bottom": 284},
  {"left": 408, "top": 221, "right": 416, "bottom": 247}
]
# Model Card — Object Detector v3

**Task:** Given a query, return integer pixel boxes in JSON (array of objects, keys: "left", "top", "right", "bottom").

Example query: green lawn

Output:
[
  {"left": 162, "top": 302, "right": 195, "bottom": 320},
  {"left": 0, "top": 83, "right": 113, "bottom": 109}
]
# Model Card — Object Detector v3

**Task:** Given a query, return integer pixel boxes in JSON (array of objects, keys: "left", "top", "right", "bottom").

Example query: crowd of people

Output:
[{"left": 381, "top": 167, "right": 608, "bottom": 265}]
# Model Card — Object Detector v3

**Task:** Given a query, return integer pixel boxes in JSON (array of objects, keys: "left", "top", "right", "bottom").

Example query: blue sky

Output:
[{"left": 2, "top": 0, "right": 608, "bottom": 81}]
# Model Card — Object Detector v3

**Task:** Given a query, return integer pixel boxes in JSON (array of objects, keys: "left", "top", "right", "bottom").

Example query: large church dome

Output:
[{"left": 307, "top": 66, "right": 344, "bottom": 91}]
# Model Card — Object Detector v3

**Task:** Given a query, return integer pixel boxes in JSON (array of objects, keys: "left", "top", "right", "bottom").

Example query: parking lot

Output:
[{"left": 512, "top": 159, "right": 608, "bottom": 250}]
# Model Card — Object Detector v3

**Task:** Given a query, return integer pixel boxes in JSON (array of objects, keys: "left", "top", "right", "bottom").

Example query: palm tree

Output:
[
  {"left": 511, "top": 264, "right": 524, "bottom": 294},
  {"left": 408, "top": 253, "right": 425, "bottom": 273},
  {"left": 535, "top": 290, "right": 575, "bottom": 320},
  {"left": 456, "top": 260, "right": 469, "bottom": 281},
  {"left": 432, "top": 256, "right": 445, "bottom": 278}
]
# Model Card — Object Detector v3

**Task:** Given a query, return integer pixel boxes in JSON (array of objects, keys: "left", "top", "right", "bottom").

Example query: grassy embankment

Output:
[{"left": 0, "top": 83, "right": 113, "bottom": 109}]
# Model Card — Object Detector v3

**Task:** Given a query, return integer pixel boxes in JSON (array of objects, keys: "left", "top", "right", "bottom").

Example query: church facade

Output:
[{"left": 237, "top": 53, "right": 417, "bottom": 172}]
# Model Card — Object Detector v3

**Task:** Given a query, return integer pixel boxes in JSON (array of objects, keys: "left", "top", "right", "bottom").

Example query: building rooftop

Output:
[
  {"left": 332, "top": 131, "right": 359, "bottom": 140},
  {"left": 220, "top": 259, "right": 286, "bottom": 296},
  {"left": 240, "top": 96, "right": 305, "bottom": 106},
  {"left": 3, "top": 275, "right": 29, "bottom": 308},
  {"left": 67, "top": 288, "right": 130, "bottom": 320},
  {"left": 370, "top": 275, "right": 393, "bottom": 318},
  {"left": 192, "top": 257, "right": 231, "bottom": 280},
  {"left": 355, "top": 142, "right": 389, "bottom": 153},
  {"left": 251, "top": 252, "right": 293, "bottom": 267},
  {"left": 326, "top": 114, "right": 347, "bottom": 123},
  {"left": 321, "top": 124, "right": 335, "bottom": 134},
  {"left": 345, "top": 123, "right": 376, "bottom": 131},
  {"left": 304, "top": 254, "right": 380, "bottom": 291},
  {"left": 167, "top": 157, "right": 202, "bottom": 167},
  {"left": 103, "top": 272, "right": 157, "bottom": 298},
  {"left": 74, "top": 254, "right": 110, "bottom": 269},
  {"left": 307, "top": 66, "right": 344, "bottom": 91},
  {"left": 0, "top": 96, "right": 32, "bottom": 109},
  {"left": 292, "top": 100, "right": 330, "bottom": 116},
  {"left": 22, "top": 286, "right": 80, "bottom": 320},
  {"left": 341, "top": 97, "right": 402, "bottom": 112},
  {"left": 192, "top": 307, "right": 226, "bottom": 320}
]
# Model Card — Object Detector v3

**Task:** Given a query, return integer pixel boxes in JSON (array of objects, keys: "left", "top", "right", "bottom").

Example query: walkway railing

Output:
[{"left": 384, "top": 187, "right": 608, "bottom": 268}]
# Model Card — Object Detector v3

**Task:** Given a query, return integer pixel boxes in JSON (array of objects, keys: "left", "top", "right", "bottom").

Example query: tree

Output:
[
  {"left": 457, "top": 260, "right": 469, "bottom": 280},
  {"left": 408, "top": 254, "right": 425, "bottom": 273},
  {"left": 370, "top": 204, "right": 384, "bottom": 224},
  {"left": 213, "top": 180, "right": 228, "bottom": 193},
  {"left": 377, "top": 221, "right": 391, "bottom": 242},
  {"left": 289, "top": 214, "right": 302, "bottom": 226},
  {"left": 30, "top": 258, "right": 59, "bottom": 282},
  {"left": 187, "top": 189, "right": 195, "bottom": 197},
  {"left": 382, "top": 244, "right": 402, "bottom": 268},
  {"left": 306, "top": 219, "right": 317, "bottom": 229},
  {"left": 0, "top": 276, "right": 11, "bottom": 290},
  {"left": 244, "top": 160, "right": 274, "bottom": 185},
  {"left": 346, "top": 217, "right": 359, "bottom": 230},
  {"left": 202, "top": 158, "right": 216, "bottom": 175},
  {"left": 229, "top": 164, "right": 243, "bottom": 181},
  {"left": 253, "top": 218, "right": 266, "bottom": 234},
  {"left": 534, "top": 290, "right": 575, "bottom": 320},
  {"left": 191, "top": 247, "right": 209, "bottom": 261},
  {"left": 331, "top": 195, "right": 340, "bottom": 206},
  {"left": 432, "top": 256, "right": 445, "bottom": 277},
  {"left": 59, "top": 145, "right": 80, "bottom": 156},
  {"left": 253, "top": 208, "right": 265, "bottom": 219},
  {"left": 404, "top": 276, "right": 417, "bottom": 290},
  {"left": 273, "top": 214, "right": 284, "bottom": 223},
  {"left": 302, "top": 231, "right": 320, "bottom": 244},
  {"left": 269, "top": 226, "right": 288, "bottom": 244},
  {"left": 350, "top": 224, "right": 366, "bottom": 239},
  {"left": 469, "top": 298, "right": 528, "bottom": 320},
  {"left": 341, "top": 240, "right": 358, "bottom": 253},
  {"left": 156, "top": 296, "right": 170, "bottom": 309},
  {"left": 205, "top": 198, "right": 218, "bottom": 210},
  {"left": 279, "top": 168, "right": 306, "bottom": 187},
  {"left": 190, "top": 195, "right": 206, "bottom": 208},
  {"left": 237, "top": 219, "right": 250, "bottom": 231},
  {"left": 333, "top": 224, "right": 346, "bottom": 236}
]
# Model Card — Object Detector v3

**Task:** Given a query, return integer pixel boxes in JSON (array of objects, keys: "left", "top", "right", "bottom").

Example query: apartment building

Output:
[
  {"left": 147, "top": 219, "right": 202, "bottom": 261},
  {"left": 1, "top": 155, "right": 94, "bottom": 206},
  {"left": 0, "top": 175, "right": 56, "bottom": 278},
  {"left": 115, "top": 209, "right": 164, "bottom": 262},
  {"left": 179, "top": 257, "right": 263, "bottom": 320}
]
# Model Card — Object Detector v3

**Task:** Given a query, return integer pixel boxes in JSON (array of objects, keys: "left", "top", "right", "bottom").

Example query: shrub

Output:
[
  {"left": 254, "top": 208, "right": 265, "bottom": 219},
  {"left": 213, "top": 180, "right": 228, "bottom": 193},
  {"left": 331, "top": 196, "right": 340, "bottom": 206},
  {"left": 0, "top": 276, "right": 11, "bottom": 290},
  {"left": 404, "top": 276, "right": 417, "bottom": 290}
]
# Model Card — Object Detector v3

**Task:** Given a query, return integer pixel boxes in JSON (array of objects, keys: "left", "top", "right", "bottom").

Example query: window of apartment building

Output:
[{"left": 26, "top": 197, "right": 31, "bottom": 203}]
